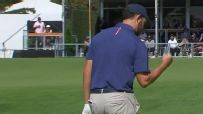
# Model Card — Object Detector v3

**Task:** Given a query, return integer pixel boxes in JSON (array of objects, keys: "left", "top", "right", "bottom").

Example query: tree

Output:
[
  {"left": 51, "top": 0, "right": 90, "bottom": 9},
  {"left": 0, "top": 0, "right": 22, "bottom": 12}
]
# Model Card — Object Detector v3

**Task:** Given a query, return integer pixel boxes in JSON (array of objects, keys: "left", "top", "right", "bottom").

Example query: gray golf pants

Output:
[{"left": 89, "top": 92, "right": 140, "bottom": 114}]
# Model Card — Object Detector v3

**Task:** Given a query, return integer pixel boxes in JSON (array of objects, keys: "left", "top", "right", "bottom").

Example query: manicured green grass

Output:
[
  {"left": 136, "top": 58, "right": 203, "bottom": 114},
  {"left": 0, "top": 58, "right": 203, "bottom": 114}
]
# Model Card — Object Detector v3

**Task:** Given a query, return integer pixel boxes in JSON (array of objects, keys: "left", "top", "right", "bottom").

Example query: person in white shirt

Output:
[
  {"left": 33, "top": 17, "right": 45, "bottom": 33},
  {"left": 33, "top": 17, "right": 45, "bottom": 47},
  {"left": 168, "top": 34, "right": 180, "bottom": 56},
  {"left": 145, "top": 35, "right": 155, "bottom": 56}
]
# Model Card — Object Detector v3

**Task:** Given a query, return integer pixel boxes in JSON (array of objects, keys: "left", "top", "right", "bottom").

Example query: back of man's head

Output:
[{"left": 122, "top": 4, "right": 149, "bottom": 21}]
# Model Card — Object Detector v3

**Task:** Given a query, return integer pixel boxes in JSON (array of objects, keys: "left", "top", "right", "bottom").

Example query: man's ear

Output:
[{"left": 135, "top": 15, "right": 143, "bottom": 23}]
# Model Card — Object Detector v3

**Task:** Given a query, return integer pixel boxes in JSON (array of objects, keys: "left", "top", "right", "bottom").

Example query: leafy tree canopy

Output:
[
  {"left": 51, "top": 0, "right": 90, "bottom": 9},
  {"left": 0, "top": 0, "right": 22, "bottom": 12}
]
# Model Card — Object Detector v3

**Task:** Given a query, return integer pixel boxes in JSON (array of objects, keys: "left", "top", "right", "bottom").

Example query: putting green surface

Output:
[{"left": 0, "top": 58, "right": 202, "bottom": 114}]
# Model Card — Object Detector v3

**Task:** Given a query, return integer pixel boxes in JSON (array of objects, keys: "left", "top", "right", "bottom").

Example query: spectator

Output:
[
  {"left": 33, "top": 17, "right": 45, "bottom": 47},
  {"left": 33, "top": 17, "right": 45, "bottom": 33},
  {"left": 145, "top": 34, "right": 155, "bottom": 56},
  {"left": 179, "top": 37, "right": 189, "bottom": 56},
  {"left": 168, "top": 34, "right": 180, "bottom": 56},
  {"left": 199, "top": 33, "right": 203, "bottom": 42},
  {"left": 190, "top": 32, "right": 203, "bottom": 56},
  {"left": 189, "top": 32, "right": 197, "bottom": 42},
  {"left": 83, "top": 36, "right": 90, "bottom": 56},
  {"left": 45, "top": 25, "right": 52, "bottom": 33},
  {"left": 45, "top": 25, "right": 54, "bottom": 49}
]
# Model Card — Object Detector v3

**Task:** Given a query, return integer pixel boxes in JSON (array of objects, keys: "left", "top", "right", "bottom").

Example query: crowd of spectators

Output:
[
  {"left": 141, "top": 16, "right": 203, "bottom": 56},
  {"left": 93, "top": 16, "right": 203, "bottom": 57},
  {"left": 142, "top": 27, "right": 203, "bottom": 56}
]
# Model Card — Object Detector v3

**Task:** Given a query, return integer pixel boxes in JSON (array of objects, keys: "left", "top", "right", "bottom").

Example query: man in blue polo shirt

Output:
[{"left": 82, "top": 4, "right": 172, "bottom": 114}]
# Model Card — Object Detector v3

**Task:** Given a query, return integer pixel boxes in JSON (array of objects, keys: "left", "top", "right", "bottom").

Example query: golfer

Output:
[{"left": 82, "top": 4, "right": 172, "bottom": 114}]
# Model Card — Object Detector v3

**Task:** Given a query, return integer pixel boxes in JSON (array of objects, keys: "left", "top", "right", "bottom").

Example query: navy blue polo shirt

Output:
[{"left": 86, "top": 23, "right": 149, "bottom": 92}]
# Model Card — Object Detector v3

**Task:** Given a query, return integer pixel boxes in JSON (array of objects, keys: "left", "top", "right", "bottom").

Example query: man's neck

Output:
[{"left": 122, "top": 20, "right": 136, "bottom": 30}]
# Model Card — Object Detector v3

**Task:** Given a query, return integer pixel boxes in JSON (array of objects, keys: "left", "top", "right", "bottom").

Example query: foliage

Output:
[
  {"left": 51, "top": 0, "right": 90, "bottom": 9},
  {"left": 51, "top": 0, "right": 99, "bottom": 39},
  {"left": 0, "top": 0, "right": 22, "bottom": 12},
  {"left": 3, "top": 8, "right": 36, "bottom": 14}
]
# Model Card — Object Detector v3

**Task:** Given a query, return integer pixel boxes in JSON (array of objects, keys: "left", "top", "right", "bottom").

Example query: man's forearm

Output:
[
  {"left": 136, "top": 53, "right": 172, "bottom": 88},
  {"left": 83, "top": 77, "right": 90, "bottom": 103},
  {"left": 147, "top": 63, "right": 169, "bottom": 85},
  {"left": 83, "top": 60, "right": 92, "bottom": 103}
]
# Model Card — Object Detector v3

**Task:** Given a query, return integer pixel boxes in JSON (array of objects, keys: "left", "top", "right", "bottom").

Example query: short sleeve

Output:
[
  {"left": 33, "top": 22, "right": 37, "bottom": 27},
  {"left": 42, "top": 22, "right": 45, "bottom": 27},
  {"left": 134, "top": 43, "right": 150, "bottom": 73},
  {"left": 86, "top": 42, "right": 94, "bottom": 60}
]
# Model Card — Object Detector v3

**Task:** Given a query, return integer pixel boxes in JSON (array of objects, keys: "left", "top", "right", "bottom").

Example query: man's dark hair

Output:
[
  {"left": 122, "top": 8, "right": 151, "bottom": 28},
  {"left": 38, "top": 17, "right": 41, "bottom": 21}
]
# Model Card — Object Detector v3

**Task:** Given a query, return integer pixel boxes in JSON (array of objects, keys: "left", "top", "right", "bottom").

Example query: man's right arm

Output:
[
  {"left": 82, "top": 60, "right": 92, "bottom": 114},
  {"left": 136, "top": 53, "right": 173, "bottom": 88},
  {"left": 83, "top": 60, "right": 92, "bottom": 103},
  {"left": 33, "top": 22, "right": 37, "bottom": 28},
  {"left": 33, "top": 22, "right": 39, "bottom": 29}
]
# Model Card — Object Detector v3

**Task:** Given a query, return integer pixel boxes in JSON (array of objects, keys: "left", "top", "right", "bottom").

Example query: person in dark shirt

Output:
[{"left": 82, "top": 4, "right": 173, "bottom": 114}]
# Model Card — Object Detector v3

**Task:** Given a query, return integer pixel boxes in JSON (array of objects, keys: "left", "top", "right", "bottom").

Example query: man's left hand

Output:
[{"left": 82, "top": 104, "right": 91, "bottom": 114}]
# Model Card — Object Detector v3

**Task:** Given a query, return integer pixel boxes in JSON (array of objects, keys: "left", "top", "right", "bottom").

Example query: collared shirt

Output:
[
  {"left": 145, "top": 40, "right": 155, "bottom": 48},
  {"left": 168, "top": 38, "right": 178, "bottom": 48},
  {"left": 33, "top": 21, "right": 45, "bottom": 33},
  {"left": 86, "top": 23, "right": 149, "bottom": 92}
]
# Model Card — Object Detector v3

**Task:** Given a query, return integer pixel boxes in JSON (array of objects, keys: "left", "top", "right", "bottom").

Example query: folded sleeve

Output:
[{"left": 86, "top": 42, "right": 94, "bottom": 60}]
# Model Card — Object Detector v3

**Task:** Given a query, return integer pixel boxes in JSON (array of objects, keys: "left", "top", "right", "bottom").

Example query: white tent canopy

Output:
[
  {"left": 5, "top": 0, "right": 62, "bottom": 21},
  {"left": 0, "top": 0, "right": 63, "bottom": 58}
]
